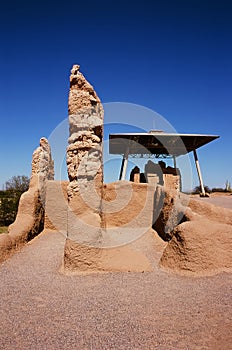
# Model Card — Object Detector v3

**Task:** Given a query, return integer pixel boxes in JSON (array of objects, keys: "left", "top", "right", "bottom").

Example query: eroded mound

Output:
[{"left": 160, "top": 197, "right": 232, "bottom": 276}]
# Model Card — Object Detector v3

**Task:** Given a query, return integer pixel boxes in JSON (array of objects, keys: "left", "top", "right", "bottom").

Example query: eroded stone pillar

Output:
[
  {"left": 66, "top": 64, "right": 103, "bottom": 198},
  {"left": 65, "top": 65, "right": 104, "bottom": 248},
  {"left": 31, "top": 137, "right": 54, "bottom": 204},
  {"left": 7, "top": 137, "right": 54, "bottom": 248}
]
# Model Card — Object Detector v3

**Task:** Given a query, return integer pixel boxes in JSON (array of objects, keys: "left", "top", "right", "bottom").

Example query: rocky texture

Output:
[
  {"left": 163, "top": 173, "right": 181, "bottom": 191},
  {"left": 152, "top": 185, "right": 190, "bottom": 241},
  {"left": 160, "top": 218, "right": 232, "bottom": 276},
  {"left": 64, "top": 64, "right": 106, "bottom": 271},
  {"left": 44, "top": 180, "right": 69, "bottom": 233},
  {"left": 0, "top": 138, "right": 54, "bottom": 263},
  {"left": 63, "top": 181, "right": 156, "bottom": 272},
  {"left": 150, "top": 187, "right": 232, "bottom": 276},
  {"left": 29, "top": 137, "right": 54, "bottom": 208},
  {"left": 189, "top": 197, "right": 232, "bottom": 226},
  {"left": 66, "top": 64, "right": 103, "bottom": 197},
  {"left": 159, "top": 196, "right": 232, "bottom": 276}
]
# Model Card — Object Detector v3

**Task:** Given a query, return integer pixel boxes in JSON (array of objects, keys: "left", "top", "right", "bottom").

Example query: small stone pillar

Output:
[{"left": 130, "top": 166, "right": 140, "bottom": 183}]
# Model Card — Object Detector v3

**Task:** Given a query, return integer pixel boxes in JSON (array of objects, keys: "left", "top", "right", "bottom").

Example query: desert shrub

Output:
[
  {"left": 211, "top": 188, "right": 225, "bottom": 192},
  {"left": 0, "top": 176, "right": 29, "bottom": 226},
  {"left": 192, "top": 185, "right": 211, "bottom": 194}
]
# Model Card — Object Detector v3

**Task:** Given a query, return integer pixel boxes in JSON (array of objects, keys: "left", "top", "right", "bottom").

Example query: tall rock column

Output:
[
  {"left": 65, "top": 64, "right": 104, "bottom": 250},
  {"left": 66, "top": 64, "right": 103, "bottom": 198}
]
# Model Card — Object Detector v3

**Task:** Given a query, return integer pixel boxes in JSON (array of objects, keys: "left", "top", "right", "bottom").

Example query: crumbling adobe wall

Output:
[
  {"left": 160, "top": 217, "right": 232, "bottom": 276},
  {"left": 63, "top": 66, "right": 153, "bottom": 273},
  {"left": 0, "top": 137, "right": 54, "bottom": 263},
  {"left": 62, "top": 180, "right": 156, "bottom": 273},
  {"left": 156, "top": 190, "right": 232, "bottom": 276}
]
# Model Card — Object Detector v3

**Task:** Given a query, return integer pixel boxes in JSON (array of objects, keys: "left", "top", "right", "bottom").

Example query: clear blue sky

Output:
[{"left": 0, "top": 0, "right": 232, "bottom": 190}]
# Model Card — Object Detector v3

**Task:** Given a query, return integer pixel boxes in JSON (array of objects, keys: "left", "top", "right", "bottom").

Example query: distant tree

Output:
[
  {"left": 5, "top": 175, "right": 29, "bottom": 192},
  {"left": 0, "top": 175, "right": 30, "bottom": 226},
  {"left": 193, "top": 185, "right": 211, "bottom": 194}
]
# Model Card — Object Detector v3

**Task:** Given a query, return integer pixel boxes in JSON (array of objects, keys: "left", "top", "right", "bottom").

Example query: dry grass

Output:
[{"left": 0, "top": 226, "right": 8, "bottom": 234}]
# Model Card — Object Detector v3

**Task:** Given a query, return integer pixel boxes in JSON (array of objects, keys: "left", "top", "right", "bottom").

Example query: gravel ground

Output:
[{"left": 0, "top": 230, "right": 231, "bottom": 350}]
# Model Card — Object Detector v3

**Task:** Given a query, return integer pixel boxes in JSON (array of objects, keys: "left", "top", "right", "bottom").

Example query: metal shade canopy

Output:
[{"left": 109, "top": 132, "right": 219, "bottom": 157}]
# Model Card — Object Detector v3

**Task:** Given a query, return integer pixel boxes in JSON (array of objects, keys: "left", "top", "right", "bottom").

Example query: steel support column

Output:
[
  {"left": 173, "top": 155, "right": 177, "bottom": 169},
  {"left": 119, "top": 149, "right": 129, "bottom": 180},
  {"left": 193, "top": 149, "right": 205, "bottom": 196}
]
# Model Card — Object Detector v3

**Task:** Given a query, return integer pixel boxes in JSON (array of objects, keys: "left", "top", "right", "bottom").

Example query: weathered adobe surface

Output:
[
  {"left": 66, "top": 64, "right": 103, "bottom": 198},
  {"left": 160, "top": 218, "right": 232, "bottom": 276},
  {"left": 64, "top": 63, "right": 232, "bottom": 276},
  {"left": 55, "top": 175, "right": 232, "bottom": 276},
  {"left": 63, "top": 182, "right": 156, "bottom": 272},
  {"left": 157, "top": 187, "right": 232, "bottom": 276},
  {"left": 152, "top": 185, "right": 189, "bottom": 241},
  {"left": 63, "top": 65, "right": 163, "bottom": 273},
  {"left": 0, "top": 137, "right": 54, "bottom": 263}
]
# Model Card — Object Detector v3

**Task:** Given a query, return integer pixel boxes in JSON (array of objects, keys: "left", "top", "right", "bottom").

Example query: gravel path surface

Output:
[{"left": 0, "top": 230, "right": 231, "bottom": 350}]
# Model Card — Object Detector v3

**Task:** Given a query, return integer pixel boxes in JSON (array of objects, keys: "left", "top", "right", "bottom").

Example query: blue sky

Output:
[{"left": 0, "top": 0, "right": 232, "bottom": 190}]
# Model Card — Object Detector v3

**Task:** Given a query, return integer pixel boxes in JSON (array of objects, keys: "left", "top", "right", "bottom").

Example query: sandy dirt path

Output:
[{"left": 0, "top": 229, "right": 231, "bottom": 350}]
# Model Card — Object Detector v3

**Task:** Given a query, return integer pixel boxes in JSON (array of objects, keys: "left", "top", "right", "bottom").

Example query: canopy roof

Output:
[{"left": 109, "top": 132, "right": 219, "bottom": 157}]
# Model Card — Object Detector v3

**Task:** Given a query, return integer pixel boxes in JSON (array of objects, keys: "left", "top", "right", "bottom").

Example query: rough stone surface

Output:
[
  {"left": 152, "top": 185, "right": 190, "bottom": 241},
  {"left": 189, "top": 197, "right": 232, "bottom": 226},
  {"left": 64, "top": 65, "right": 106, "bottom": 271},
  {"left": 0, "top": 138, "right": 54, "bottom": 262},
  {"left": 30, "top": 137, "right": 54, "bottom": 203},
  {"left": 66, "top": 64, "right": 103, "bottom": 197},
  {"left": 44, "top": 180, "right": 69, "bottom": 233},
  {"left": 150, "top": 187, "right": 232, "bottom": 276},
  {"left": 63, "top": 181, "right": 156, "bottom": 272},
  {"left": 160, "top": 218, "right": 232, "bottom": 276},
  {"left": 159, "top": 196, "right": 232, "bottom": 275}
]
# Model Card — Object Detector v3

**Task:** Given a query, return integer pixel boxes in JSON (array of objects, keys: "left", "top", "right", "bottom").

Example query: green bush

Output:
[
  {"left": 0, "top": 175, "right": 29, "bottom": 226},
  {"left": 192, "top": 185, "right": 211, "bottom": 194}
]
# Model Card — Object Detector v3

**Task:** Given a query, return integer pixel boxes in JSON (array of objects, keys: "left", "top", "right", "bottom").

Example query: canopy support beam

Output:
[
  {"left": 173, "top": 155, "right": 177, "bottom": 169},
  {"left": 193, "top": 149, "right": 206, "bottom": 196},
  {"left": 119, "top": 148, "right": 129, "bottom": 180}
]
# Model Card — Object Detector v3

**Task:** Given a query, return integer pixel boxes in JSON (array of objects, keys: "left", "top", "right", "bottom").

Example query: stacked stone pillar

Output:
[{"left": 65, "top": 65, "right": 104, "bottom": 249}]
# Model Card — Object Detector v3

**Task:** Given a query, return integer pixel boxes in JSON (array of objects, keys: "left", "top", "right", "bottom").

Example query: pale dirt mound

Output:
[
  {"left": 160, "top": 219, "right": 232, "bottom": 276},
  {"left": 189, "top": 198, "right": 232, "bottom": 225},
  {"left": 160, "top": 197, "right": 232, "bottom": 276},
  {"left": 63, "top": 229, "right": 166, "bottom": 274},
  {"left": 63, "top": 237, "right": 152, "bottom": 274}
]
